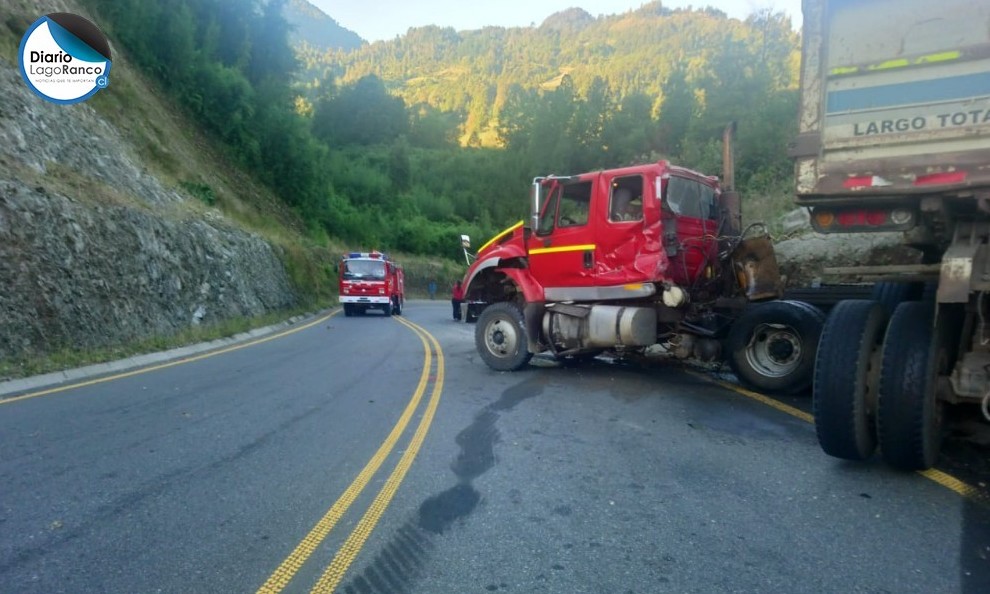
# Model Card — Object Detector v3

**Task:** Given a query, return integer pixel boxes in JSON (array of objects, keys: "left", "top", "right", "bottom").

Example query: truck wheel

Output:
[
  {"left": 475, "top": 302, "right": 533, "bottom": 371},
  {"left": 877, "top": 301, "right": 940, "bottom": 470},
  {"left": 343, "top": 304, "right": 353, "bottom": 317},
  {"left": 813, "top": 300, "right": 886, "bottom": 461},
  {"left": 383, "top": 302, "right": 392, "bottom": 317},
  {"left": 726, "top": 300, "right": 825, "bottom": 394},
  {"left": 392, "top": 296, "right": 402, "bottom": 316},
  {"left": 871, "top": 282, "right": 923, "bottom": 316}
]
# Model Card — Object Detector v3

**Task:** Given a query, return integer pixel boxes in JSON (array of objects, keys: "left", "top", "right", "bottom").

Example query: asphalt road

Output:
[{"left": 1, "top": 300, "right": 988, "bottom": 593}]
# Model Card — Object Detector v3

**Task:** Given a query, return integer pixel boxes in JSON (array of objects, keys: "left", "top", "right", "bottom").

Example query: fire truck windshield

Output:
[{"left": 342, "top": 259, "right": 386, "bottom": 280}]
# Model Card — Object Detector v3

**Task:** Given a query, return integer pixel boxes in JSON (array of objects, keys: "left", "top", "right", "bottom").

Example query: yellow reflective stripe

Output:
[
  {"left": 830, "top": 50, "right": 962, "bottom": 77},
  {"left": 478, "top": 220, "right": 524, "bottom": 253},
  {"left": 830, "top": 66, "right": 859, "bottom": 76},
  {"left": 917, "top": 50, "right": 961, "bottom": 64},
  {"left": 530, "top": 243, "right": 595, "bottom": 255},
  {"left": 867, "top": 58, "right": 910, "bottom": 71}
]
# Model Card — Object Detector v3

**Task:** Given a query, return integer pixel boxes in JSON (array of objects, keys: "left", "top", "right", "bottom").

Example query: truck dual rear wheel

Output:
[
  {"left": 475, "top": 302, "right": 533, "bottom": 371},
  {"left": 726, "top": 300, "right": 825, "bottom": 394},
  {"left": 877, "top": 301, "right": 941, "bottom": 470},
  {"left": 813, "top": 300, "right": 885, "bottom": 461}
]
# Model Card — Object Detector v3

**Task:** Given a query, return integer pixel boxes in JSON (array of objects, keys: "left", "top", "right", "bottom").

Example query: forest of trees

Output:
[{"left": 82, "top": 0, "right": 801, "bottom": 261}]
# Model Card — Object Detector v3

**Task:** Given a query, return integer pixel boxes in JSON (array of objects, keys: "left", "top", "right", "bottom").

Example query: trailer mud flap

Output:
[{"left": 731, "top": 235, "right": 782, "bottom": 300}]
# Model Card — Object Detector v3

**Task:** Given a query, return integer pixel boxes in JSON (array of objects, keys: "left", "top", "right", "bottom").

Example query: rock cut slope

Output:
[{"left": 0, "top": 53, "right": 298, "bottom": 363}]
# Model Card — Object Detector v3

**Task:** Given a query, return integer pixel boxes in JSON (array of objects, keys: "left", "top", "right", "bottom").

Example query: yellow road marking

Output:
[
  {"left": 1, "top": 311, "right": 339, "bottom": 405},
  {"left": 686, "top": 370, "right": 987, "bottom": 504},
  {"left": 688, "top": 371, "right": 814, "bottom": 423},
  {"left": 256, "top": 316, "right": 434, "bottom": 594},
  {"left": 310, "top": 317, "right": 444, "bottom": 593}
]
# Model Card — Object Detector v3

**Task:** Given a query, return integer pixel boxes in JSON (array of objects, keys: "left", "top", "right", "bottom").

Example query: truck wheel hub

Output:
[
  {"left": 485, "top": 319, "right": 518, "bottom": 356},
  {"left": 768, "top": 336, "right": 796, "bottom": 361},
  {"left": 745, "top": 323, "right": 801, "bottom": 378}
]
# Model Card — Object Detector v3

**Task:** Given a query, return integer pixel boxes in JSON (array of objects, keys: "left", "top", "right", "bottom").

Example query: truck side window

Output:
[
  {"left": 610, "top": 177, "right": 644, "bottom": 222},
  {"left": 665, "top": 176, "right": 717, "bottom": 220},
  {"left": 558, "top": 181, "right": 592, "bottom": 228},
  {"left": 538, "top": 181, "right": 592, "bottom": 234}
]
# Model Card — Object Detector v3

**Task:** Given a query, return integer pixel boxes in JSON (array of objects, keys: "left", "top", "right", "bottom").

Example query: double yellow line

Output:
[
  {"left": 257, "top": 315, "right": 444, "bottom": 594},
  {"left": 3, "top": 308, "right": 445, "bottom": 592}
]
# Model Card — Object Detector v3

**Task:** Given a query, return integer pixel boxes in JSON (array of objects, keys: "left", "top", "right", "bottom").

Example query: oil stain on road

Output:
[{"left": 340, "top": 376, "right": 545, "bottom": 594}]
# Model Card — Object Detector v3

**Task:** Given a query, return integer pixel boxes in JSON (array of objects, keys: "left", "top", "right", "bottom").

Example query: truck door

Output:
[
  {"left": 526, "top": 179, "right": 597, "bottom": 296},
  {"left": 595, "top": 174, "right": 658, "bottom": 286},
  {"left": 661, "top": 174, "right": 720, "bottom": 286}
]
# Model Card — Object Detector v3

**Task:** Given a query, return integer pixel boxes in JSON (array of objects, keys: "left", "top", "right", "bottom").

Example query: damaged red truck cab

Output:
[{"left": 461, "top": 156, "right": 826, "bottom": 394}]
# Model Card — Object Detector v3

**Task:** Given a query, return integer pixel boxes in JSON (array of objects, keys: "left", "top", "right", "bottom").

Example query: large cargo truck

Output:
[{"left": 793, "top": 0, "right": 990, "bottom": 469}]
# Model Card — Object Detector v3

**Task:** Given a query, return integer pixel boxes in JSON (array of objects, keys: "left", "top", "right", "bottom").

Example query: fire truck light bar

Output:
[{"left": 345, "top": 251, "right": 387, "bottom": 259}]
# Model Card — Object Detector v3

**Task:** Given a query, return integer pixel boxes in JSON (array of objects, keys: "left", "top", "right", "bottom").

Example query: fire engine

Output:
[
  {"left": 338, "top": 251, "right": 404, "bottom": 317},
  {"left": 460, "top": 126, "right": 826, "bottom": 394}
]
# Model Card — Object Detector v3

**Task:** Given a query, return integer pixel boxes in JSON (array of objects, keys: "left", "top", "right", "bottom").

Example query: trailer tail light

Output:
[
  {"left": 842, "top": 175, "right": 892, "bottom": 190},
  {"left": 913, "top": 171, "right": 967, "bottom": 187},
  {"left": 810, "top": 207, "right": 915, "bottom": 233}
]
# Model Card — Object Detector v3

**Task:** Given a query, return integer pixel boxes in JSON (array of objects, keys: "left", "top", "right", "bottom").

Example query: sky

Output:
[{"left": 311, "top": 0, "right": 804, "bottom": 43}]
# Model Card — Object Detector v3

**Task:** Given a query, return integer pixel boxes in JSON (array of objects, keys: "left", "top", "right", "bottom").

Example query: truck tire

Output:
[
  {"left": 475, "top": 302, "right": 533, "bottom": 371},
  {"left": 877, "top": 301, "right": 940, "bottom": 470},
  {"left": 813, "top": 300, "right": 886, "bottom": 461},
  {"left": 383, "top": 302, "right": 392, "bottom": 317},
  {"left": 871, "top": 282, "right": 923, "bottom": 317},
  {"left": 343, "top": 304, "right": 353, "bottom": 317},
  {"left": 392, "top": 296, "right": 402, "bottom": 316},
  {"left": 726, "top": 300, "right": 825, "bottom": 394}
]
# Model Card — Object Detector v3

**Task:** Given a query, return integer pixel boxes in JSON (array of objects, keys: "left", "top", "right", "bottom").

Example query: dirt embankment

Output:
[{"left": 773, "top": 217, "right": 922, "bottom": 289}]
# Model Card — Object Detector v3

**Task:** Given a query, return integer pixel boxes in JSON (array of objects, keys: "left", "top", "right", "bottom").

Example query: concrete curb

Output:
[{"left": 0, "top": 311, "right": 330, "bottom": 398}]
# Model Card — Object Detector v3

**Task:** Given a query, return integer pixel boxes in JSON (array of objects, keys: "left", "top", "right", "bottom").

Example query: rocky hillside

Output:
[{"left": 0, "top": 56, "right": 298, "bottom": 363}]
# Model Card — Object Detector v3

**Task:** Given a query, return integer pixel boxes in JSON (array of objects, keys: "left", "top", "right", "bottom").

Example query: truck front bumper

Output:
[{"left": 340, "top": 295, "right": 390, "bottom": 305}]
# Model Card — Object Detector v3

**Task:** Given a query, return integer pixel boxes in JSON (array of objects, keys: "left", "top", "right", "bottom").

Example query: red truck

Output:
[
  {"left": 460, "top": 128, "right": 826, "bottom": 394},
  {"left": 338, "top": 251, "right": 404, "bottom": 317}
]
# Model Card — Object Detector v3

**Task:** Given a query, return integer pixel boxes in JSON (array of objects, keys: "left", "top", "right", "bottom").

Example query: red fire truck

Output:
[
  {"left": 338, "top": 251, "right": 404, "bottom": 317},
  {"left": 459, "top": 127, "right": 826, "bottom": 394}
]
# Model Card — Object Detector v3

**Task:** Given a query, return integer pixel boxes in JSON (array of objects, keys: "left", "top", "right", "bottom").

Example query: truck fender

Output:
[{"left": 465, "top": 256, "right": 545, "bottom": 303}]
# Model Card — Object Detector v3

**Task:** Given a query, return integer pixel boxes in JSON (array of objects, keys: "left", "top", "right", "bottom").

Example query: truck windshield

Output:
[{"left": 342, "top": 260, "right": 386, "bottom": 280}]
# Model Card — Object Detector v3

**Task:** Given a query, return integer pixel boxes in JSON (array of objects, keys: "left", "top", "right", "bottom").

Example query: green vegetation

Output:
[
  {"left": 1, "top": 0, "right": 806, "bottom": 380},
  {"left": 82, "top": 0, "right": 801, "bottom": 264}
]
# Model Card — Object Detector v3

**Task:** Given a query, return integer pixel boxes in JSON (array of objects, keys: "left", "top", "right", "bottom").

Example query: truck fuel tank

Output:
[{"left": 544, "top": 303, "right": 657, "bottom": 351}]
